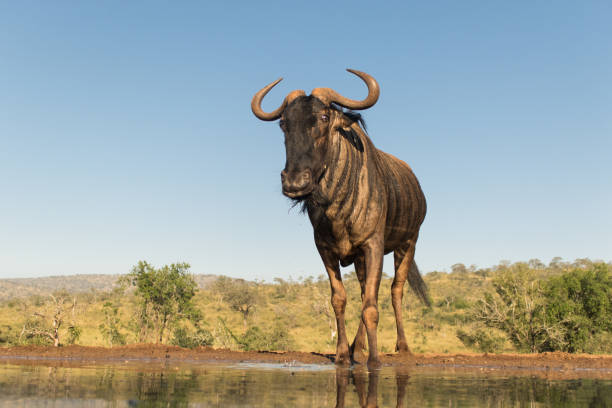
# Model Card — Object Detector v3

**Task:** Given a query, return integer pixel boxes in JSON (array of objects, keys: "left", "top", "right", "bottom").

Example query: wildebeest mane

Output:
[
  {"left": 337, "top": 127, "right": 364, "bottom": 152},
  {"left": 331, "top": 103, "right": 367, "bottom": 131},
  {"left": 331, "top": 104, "right": 366, "bottom": 152}
]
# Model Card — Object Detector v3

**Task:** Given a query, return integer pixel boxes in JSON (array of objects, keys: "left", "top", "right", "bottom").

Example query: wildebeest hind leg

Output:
[
  {"left": 350, "top": 255, "right": 367, "bottom": 360},
  {"left": 362, "top": 237, "right": 384, "bottom": 369},
  {"left": 392, "top": 241, "right": 416, "bottom": 354}
]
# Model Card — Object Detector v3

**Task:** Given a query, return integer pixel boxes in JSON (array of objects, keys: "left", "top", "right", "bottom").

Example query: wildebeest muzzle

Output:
[{"left": 281, "top": 169, "right": 313, "bottom": 198}]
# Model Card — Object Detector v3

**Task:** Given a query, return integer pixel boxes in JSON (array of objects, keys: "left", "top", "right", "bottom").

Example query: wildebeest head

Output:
[{"left": 251, "top": 69, "right": 380, "bottom": 200}]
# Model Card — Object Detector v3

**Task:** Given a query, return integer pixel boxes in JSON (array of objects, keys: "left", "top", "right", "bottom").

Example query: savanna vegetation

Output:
[{"left": 1, "top": 257, "right": 610, "bottom": 355}]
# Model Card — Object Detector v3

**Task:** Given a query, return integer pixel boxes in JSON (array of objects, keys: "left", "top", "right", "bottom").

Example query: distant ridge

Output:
[{"left": 0, "top": 274, "right": 219, "bottom": 302}]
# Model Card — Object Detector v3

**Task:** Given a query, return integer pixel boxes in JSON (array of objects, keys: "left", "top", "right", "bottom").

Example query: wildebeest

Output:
[{"left": 251, "top": 69, "right": 429, "bottom": 368}]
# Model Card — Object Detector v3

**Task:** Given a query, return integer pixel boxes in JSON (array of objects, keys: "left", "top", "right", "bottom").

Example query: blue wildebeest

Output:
[{"left": 251, "top": 69, "right": 429, "bottom": 368}]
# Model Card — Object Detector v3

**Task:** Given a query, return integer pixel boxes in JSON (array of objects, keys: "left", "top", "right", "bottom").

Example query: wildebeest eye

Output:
[
  {"left": 320, "top": 114, "right": 329, "bottom": 122},
  {"left": 279, "top": 119, "right": 285, "bottom": 129}
]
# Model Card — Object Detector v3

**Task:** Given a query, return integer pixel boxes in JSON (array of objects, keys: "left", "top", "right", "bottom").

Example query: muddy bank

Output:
[
  {"left": 2, "top": 345, "right": 612, "bottom": 379},
  {"left": 0, "top": 344, "right": 331, "bottom": 365}
]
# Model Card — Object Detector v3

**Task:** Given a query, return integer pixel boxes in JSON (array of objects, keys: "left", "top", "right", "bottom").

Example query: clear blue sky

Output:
[{"left": 1, "top": 1, "right": 610, "bottom": 280}]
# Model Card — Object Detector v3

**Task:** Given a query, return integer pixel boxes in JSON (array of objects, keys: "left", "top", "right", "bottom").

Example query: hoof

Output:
[
  {"left": 395, "top": 341, "right": 411, "bottom": 354},
  {"left": 350, "top": 342, "right": 366, "bottom": 357},
  {"left": 367, "top": 357, "right": 382, "bottom": 370},
  {"left": 335, "top": 354, "right": 351, "bottom": 366}
]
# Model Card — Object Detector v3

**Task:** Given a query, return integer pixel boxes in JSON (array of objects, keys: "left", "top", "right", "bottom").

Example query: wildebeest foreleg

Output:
[
  {"left": 362, "top": 237, "right": 384, "bottom": 369},
  {"left": 350, "top": 256, "right": 367, "bottom": 360},
  {"left": 392, "top": 241, "right": 416, "bottom": 353},
  {"left": 353, "top": 368, "right": 379, "bottom": 408},
  {"left": 334, "top": 368, "right": 349, "bottom": 408},
  {"left": 317, "top": 246, "right": 351, "bottom": 365}
]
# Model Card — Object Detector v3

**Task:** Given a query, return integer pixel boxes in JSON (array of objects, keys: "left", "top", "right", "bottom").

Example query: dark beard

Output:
[{"left": 297, "top": 189, "right": 330, "bottom": 214}]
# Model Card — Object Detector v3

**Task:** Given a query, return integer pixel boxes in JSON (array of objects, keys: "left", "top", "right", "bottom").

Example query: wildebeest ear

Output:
[{"left": 337, "top": 127, "right": 364, "bottom": 152}]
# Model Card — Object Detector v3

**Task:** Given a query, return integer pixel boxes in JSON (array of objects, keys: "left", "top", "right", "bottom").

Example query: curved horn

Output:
[
  {"left": 251, "top": 78, "right": 286, "bottom": 121},
  {"left": 311, "top": 69, "right": 380, "bottom": 110}
]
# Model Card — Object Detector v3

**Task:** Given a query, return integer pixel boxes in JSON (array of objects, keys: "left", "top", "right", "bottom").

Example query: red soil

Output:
[{"left": 2, "top": 344, "right": 612, "bottom": 379}]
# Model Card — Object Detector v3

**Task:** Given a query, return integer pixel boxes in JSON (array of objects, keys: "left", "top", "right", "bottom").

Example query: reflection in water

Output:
[
  {"left": 335, "top": 368, "right": 410, "bottom": 407},
  {"left": 1, "top": 361, "right": 612, "bottom": 406}
]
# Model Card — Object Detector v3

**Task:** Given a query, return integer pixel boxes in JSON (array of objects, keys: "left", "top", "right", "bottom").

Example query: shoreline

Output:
[{"left": 3, "top": 344, "right": 612, "bottom": 379}]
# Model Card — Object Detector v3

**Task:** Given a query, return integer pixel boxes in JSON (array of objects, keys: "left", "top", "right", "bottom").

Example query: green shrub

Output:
[
  {"left": 543, "top": 264, "right": 612, "bottom": 352},
  {"left": 473, "top": 263, "right": 612, "bottom": 353},
  {"left": 67, "top": 325, "right": 81, "bottom": 345},
  {"left": 0, "top": 325, "right": 18, "bottom": 346},
  {"left": 99, "top": 301, "right": 126, "bottom": 347},
  {"left": 583, "top": 331, "right": 612, "bottom": 354},
  {"left": 456, "top": 328, "right": 505, "bottom": 353},
  {"left": 452, "top": 297, "right": 470, "bottom": 310},
  {"left": 18, "top": 320, "right": 53, "bottom": 346},
  {"left": 239, "top": 326, "right": 268, "bottom": 351},
  {"left": 171, "top": 327, "right": 214, "bottom": 349},
  {"left": 237, "top": 323, "right": 293, "bottom": 351},
  {"left": 435, "top": 312, "right": 469, "bottom": 326},
  {"left": 473, "top": 266, "right": 550, "bottom": 352}
]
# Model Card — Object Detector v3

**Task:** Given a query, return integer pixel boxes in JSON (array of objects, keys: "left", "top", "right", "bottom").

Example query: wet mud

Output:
[{"left": 2, "top": 344, "right": 612, "bottom": 379}]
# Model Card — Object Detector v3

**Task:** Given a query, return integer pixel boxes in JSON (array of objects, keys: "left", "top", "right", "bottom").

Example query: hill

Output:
[{"left": 0, "top": 274, "right": 218, "bottom": 302}]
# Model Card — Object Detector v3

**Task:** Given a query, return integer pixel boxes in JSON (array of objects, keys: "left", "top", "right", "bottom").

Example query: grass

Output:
[{"left": 2, "top": 258, "right": 607, "bottom": 355}]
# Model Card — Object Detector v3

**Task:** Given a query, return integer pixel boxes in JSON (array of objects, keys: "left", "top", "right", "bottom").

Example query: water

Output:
[{"left": 1, "top": 360, "right": 612, "bottom": 407}]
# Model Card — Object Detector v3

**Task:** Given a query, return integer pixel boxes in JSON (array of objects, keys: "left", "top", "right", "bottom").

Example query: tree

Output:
[
  {"left": 210, "top": 276, "right": 232, "bottom": 305},
  {"left": 571, "top": 258, "right": 595, "bottom": 270},
  {"left": 126, "top": 261, "right": 201, "bottom": 343},
  {"left": 472, "top": 262, "right": 612, "bottom": 353},
  {"left": 543, "top": 264, "right": 612, "bottom": 352},
  {"left": 99, "top": 301, "right": 126, "bottom": 347},
  {"left": 451, "top": 263, "right": 467, "bottom": 275},
  {"left": 473, "top": 265, "right": 562, "bottom": 352},
  {"left": 214, "top": 278, "right": 260, "bottom": 330},
  {"left": 549, "top": 257, "right": 566, "bottom": 271},
  {"left": 528, "top": 258, "right": 545, "bottom": 270},
  {"left": 310, "top": 285, "right": 336, "bottom": 342},
  {"left": 19, "top": 291, "right": 78, "bottom": 347}
]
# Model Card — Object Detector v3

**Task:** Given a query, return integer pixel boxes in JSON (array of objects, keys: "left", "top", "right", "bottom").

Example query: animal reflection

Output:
[{"left": 334, "top": 367, "right": 410, "bottom": 408}]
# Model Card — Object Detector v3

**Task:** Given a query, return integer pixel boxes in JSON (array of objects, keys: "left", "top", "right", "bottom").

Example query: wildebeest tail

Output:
[{"left": 408, "top": 260, "right": 430, "bottom": 307}]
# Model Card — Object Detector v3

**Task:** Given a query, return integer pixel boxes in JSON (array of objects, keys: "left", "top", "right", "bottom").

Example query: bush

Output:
[
  {"left": 0, "top": 325, "right": 18, "bottom": 346},
  {"left": 473, "top": 263, "right": 612, "bottom": 353},
  {"left": 238, "top": 326, "right": 268, "bottom": 351},
  {"left": 171, "top": 327, "right": 214, "bottom": 349},
  {"left": 473, "top": 266, "right": 556, "bottom": 352},
  {"left": 238, "top": 324, "right": 293, "bottom": 351},
  {"left": 436, "top": 296, "right": 470, "bottom": 311},
  {"left": 543, "top": 264, "right": 612, "bottom": 352},
  {"left": 584, "top": 331, "right": 612, "bottom": 354},
  {"left": 215, "top": 320, "right": 294, "bottom": 352},
  {"left": 435, "top": 311, "right": 469, "bottom": 326},
  {"left": 99, "top": 301, "right": 126, "bottom": 347},
  {"left": 18, "top": 320, "right": 54, "bottom": 346},
  {"left": 452, "top": 297, "right": 470, "bottom": 310},
  {"left": 66, "top": 325, "right": 81, "bottom": 345},
  {"left": 456, "top": 328, "right": 505, "bottom": 353}
]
